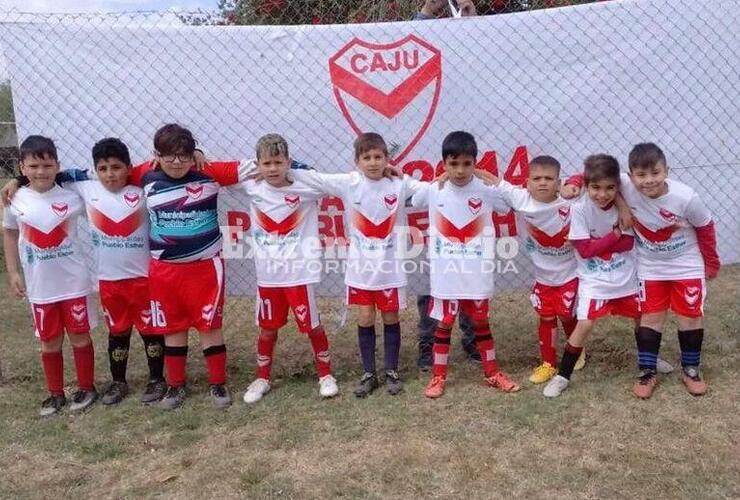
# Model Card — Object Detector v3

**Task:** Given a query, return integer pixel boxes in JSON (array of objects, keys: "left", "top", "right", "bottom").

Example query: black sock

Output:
[
  {"left": 635, "top": 326, "right": 662, "bottom": 372},
  {"left": 383, "top": 322, "right": 401, "bottom": 372},
  {"left": 358, "top": 325, "right": 376, "bottom": 374},
  {"left": 678, "top": 328, "right": 704, "bottom": 367},
  {"left": 558, "top": 342, "right": 583, "bottom": 380},
  {"left": 141, "top": 334, "right": 165, "bottom": 381},
  {"left": 108, "top": 333, "right": 131, "bottom": 383}
]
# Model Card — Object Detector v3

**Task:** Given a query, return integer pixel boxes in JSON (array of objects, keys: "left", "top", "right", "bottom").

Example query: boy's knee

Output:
[
  {"left": 677, "top": 315, "right": 703, "bottom": 330},
  {"left": 40, "top": 336, "right": 63, "bottom": 352},
  {"left": 67, "top": 332, "right": 92, "bottom": 347}
]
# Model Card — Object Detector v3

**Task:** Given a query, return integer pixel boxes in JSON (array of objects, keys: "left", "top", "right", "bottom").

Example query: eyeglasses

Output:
[{"left": 156, "top": 153, "right": 194, "bottom": 163}]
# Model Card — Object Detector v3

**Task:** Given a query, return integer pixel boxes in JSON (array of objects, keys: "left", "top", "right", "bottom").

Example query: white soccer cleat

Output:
[
  {"left": 656, "top": 358, "right": 674, "bottom": 374},
  {"left": 319, "top": 375, "right": 339, "bottom": 398},
  {"left": 243, "top": 378, "right": 271, "bottom": 404},
  {"left": 543, "top": 375, "right": 570, "bottom": 398}
]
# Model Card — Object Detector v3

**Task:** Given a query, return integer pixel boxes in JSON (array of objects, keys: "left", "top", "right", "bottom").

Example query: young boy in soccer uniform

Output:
[
  {"left": 410, "top": 131, "right": 521, "bottom": 399},
  {"left": 623, "top": 143, "right": 720, "bottom": 398},
  {"left": 2, "top": 136, "right": 98, "bottom": 415},
  {"left": 291, "top": 132, "right": 427, "bottom": 397},
  {"left": 234, "top": 134, "right": 339, "bottom": 403},
  {"left": 544, "top": 154, "right": 640, "bottom": 398}
]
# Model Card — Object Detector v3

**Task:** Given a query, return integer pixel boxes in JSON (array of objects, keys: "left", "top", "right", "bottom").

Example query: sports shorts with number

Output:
[
  {"left": 428, "top": 297, "right": 490, "bottom": 325},
  {"left": 530, "top": 278, "right": 578, "bottom": 319},
  {"left": 255, "top": 284, "right": 320, "bottom": 334},
  {"left": 147, "top": 257, "right": 225, "bottom": 334},
  {"left": 31, "top": 295, "right": 98, "bottom": 341},
  {"left": 346, "top": 286, "right": 407, "bottom": 312},
  {"left": 575, "top": 293, "right": 641, "bottom": 321},
  {"left": 99, "top": 277, "right": 153, "bottom": 334},
  {"left": 639, "top": 278, "right": 706, "bottom": 318}
]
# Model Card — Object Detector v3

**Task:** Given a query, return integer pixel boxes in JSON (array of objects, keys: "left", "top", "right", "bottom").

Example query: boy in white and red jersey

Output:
[
  {"left": 291, "top": 132, "right": 427, "bottom": 397},
  {"left": 544, "top": 154, "right": 640, "bottom": 398},
  {"left": 238, "top": 134, "right": 339, "bottom": 404},
  {"left": 623, "top": 143, "right": 719, "bottom": 398},
  {"left": 411, "top": 131, "right": 521, "bottom": 399},
  {"left": 2, "top": 136, "right": 98, "bottom": 415}
]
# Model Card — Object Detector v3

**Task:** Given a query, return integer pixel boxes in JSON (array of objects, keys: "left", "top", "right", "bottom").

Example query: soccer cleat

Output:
[
  {"left": 528, "top": 362, "right": 557, "bottom": 384},
  {"left": 140, "top": 379, "right": 167, "bottom": 404},
  {"left": 209, "top": 384, "right": 232, "bottom": 409},
  {"left": 632, "top": 370, "right": 658, "bottom": 399},
  {"left": 424, "top": 375, "right": 446, "bottom": 399},
  {"left": 417, "top": 343, "right": 433, "bottom": 372},
  {"left": 69, "top": 389, "right": 99, "bottom": 412},
  {"left": 485, "top": 371, "right": 521, "bottom": 393},
  {"left": 243, "top": 378, "right": 271, "bottom": 404},
  {"left": 319, "top": 375, "right": 339, "bottom": 398},
  {"left": 573, "top": 348, "right": 587, "bottom": 371},
  {"left": 656, "top": 358, "right": 674, "bottom": 374},
  {"left": 158, "top": 385, "right": 186, "bottom": 410},
  {"left": 543, "top": 375, "right": 570, "bottom": 398},
  {"left": 352, "top": 372, "right": 379, "bottom": 398},
  {"left": 385, "top": 370, "right": 404, "bottom": 395},
  {"left": 39, "top": 394, "right": 66, "bottom": 417},
  {"left": 682, "top": 366, "right": 707, "bottom": 396},
  {"left": 101, "top": 381, "right": 129, "bottom": 406}
]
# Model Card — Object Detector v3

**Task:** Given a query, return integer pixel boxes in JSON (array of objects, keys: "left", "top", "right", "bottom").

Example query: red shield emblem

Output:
[
  {"left": 329, "top": 35, "right": 442, "bottom": 166},
  {"left": 123, "top": 191, "right": 140, "bottom": 208},
  {"left": 51, "top": 202, "right": 68, "bottom": 218},
  {"left": 285, "top": 194, "right": 300, "bottom": 208},
  {"left": 468, "top": 198, "right": 482, "bottom": 215},
  {"left": 558, "top": 206, "right": 570, "bottom": 220},
  {"left": 185, "top": 184, "right": 203, "bottom": 199},
  {"left": 384, "top": 194, "right": 398, "bottom": 210},
  {"left": 659, "top": 208, "right": 676, "bottom": 221}
]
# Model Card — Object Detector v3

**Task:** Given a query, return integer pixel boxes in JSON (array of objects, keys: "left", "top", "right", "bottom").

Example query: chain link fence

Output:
[{"left": 0, "top": 0, "right": 738, "bottom": 303}]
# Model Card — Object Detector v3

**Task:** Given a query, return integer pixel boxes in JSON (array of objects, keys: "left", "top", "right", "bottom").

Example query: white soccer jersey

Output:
[
  {"left": 619, "top": 174, "right": 710, "bottom": 280},
  {"left": 411, "top": 178, "right": 510, "bottom": 299},
  {"left": 293, "top": 170, "right": 427, "bottom": 290},
  {"left": 497, "top": 181, "right": 577, "bottom": 286},
  {"left": 2, "top": 186, "right": 92, "bottom": 304},
  {"left": 568, "top": 196, "right": 638, "bottom": 299},
  {"left": 65, "top": 180, "right": 149, "bottom": 281},
  {"left": 240, "top": 178, "right": 325, "bottom": 287}
]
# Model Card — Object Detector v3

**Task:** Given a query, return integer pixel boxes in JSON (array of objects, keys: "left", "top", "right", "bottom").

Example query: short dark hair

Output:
[
  {"left": 583, "top": 154, "right": 620, "bottom": 185},
  {"left": 529, "top": 155, "right": 561, "bottom": 175},
  {"left": 92, "top": 137, "right": 131, "bottom": 166},
  {"left": 19, "top": 135, "right": 58, "bottom": 162},
  {"left": 442, "top": 131, "right": 477, "bottom": 160},
  {"left": 628, "top": 143, "right": 666, "bottom": 172},
  {"left": 354, "top": 132, "right": 388, "bottom": 160},
  {"left": 153, "top": 124, "right": 196, "bottom": 156}
]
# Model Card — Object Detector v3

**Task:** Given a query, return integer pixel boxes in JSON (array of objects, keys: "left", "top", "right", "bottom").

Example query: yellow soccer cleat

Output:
[
  {"left": 574, "top": 348, "right": 587, "bottom": 371},
  {"left": 529, "top": 362, "right": 557, "bottom": 384}
]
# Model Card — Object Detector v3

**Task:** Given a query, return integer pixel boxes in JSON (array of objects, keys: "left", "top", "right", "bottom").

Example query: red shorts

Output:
[
  {"left": 577, "top": 293, "right": 641, "bottom": 321},
  {"left": 99, "top": 277, "right": 152, "bottom": 335},
  {"left": 428, "top": 297, "right": 490, "bottom": 325},
  {"left": 529, "top": 278, "right": 578, "bottom": 319},
  {"left": 31, "top": 295, "right": 97, "bottom": 342},
  {"left": 148, "top": 257, "right": 225, "bottom": 335},
  {"left": 346, "top": 286, "right": 407, "bottom": 312},
  {"left": 256, "top": 284, "right": 320, "bottom": 333},
  {"left": 639, "top": 279, "right": 705, "bottom": 318}
]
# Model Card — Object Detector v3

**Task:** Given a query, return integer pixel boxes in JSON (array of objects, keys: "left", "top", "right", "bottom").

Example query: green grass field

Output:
[{"left": 0, "top": 267, "right": 738, "bottom": 499}]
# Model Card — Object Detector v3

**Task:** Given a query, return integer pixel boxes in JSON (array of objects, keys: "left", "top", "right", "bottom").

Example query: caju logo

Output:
[
  {"left": 186, "top": 184, "right": 203, "bottom": 199},
  {"left": 123, "top": 191, "right": 140, "bottom": 207},
  {"left": 558, "top": 206, "right": 570, "bottom": 220},
  {"left": 329, "top": 35, "right": 442, "bottom": 166},
  {"left": 659, "top": 208, "right": 677, "bottom": 222},
  {"left": 468, "top": 198, "right": 482, "bottom": 215},
  {"left": 51, "top": 202, "right": 68, "bottom": 218},
  {"left": 384, "top": 194, "right": 398, "bottom": 210},
  {"left": 284, "top": 194, "right": 300, "bottom": 209}
]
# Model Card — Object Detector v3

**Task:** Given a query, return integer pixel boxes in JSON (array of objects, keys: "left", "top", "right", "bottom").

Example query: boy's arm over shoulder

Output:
[
  {"left": 495, "top": 179, "right": 529, "bottom": 211},
  {"left": 409, "top": 182, "right": 431, "bottom": 209},
  {"left": 683, "top": 188, "right": 720, "bottom": 278},
  {"left": 130, "top": 161, "right": 155, "bottom": 187},
  {"left": 290, "top": 169, "right": 355, "bottom": 197}
]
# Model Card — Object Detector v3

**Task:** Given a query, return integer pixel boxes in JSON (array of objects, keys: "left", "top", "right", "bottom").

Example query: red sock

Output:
[
  {"left": 203, "top": 345, "right": 227, "bottom": 385},
  {"left": 72, "top": 341, "right": 95, "bottom": 391},
  {"left": 538, "top": 318, "right": 558, "bottom": 366},
  {"left": 562, "top": 318, "right": 577, "bottom": 339},
  {"left": 164, "top": 345, "right": 188, "bottom": 387},
  {"left": 308, "top": 326, "right": 331, "bottom": 378},
  {"left": 256, "top": 330, "right": 277, "bottom": 380},
  {"left": 41, "top": 350, "right": 64, "bottom": 395},
  {"left": 432, "top": 326, "right": 452, "bottom": 377},
  {"left": 473, "top": 324, "right": 498, "bottom": 377}
]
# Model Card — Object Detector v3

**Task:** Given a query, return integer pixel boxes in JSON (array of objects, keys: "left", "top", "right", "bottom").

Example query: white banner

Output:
[{"left": 1, "top": 0, "right": 738, "bottom": 296}]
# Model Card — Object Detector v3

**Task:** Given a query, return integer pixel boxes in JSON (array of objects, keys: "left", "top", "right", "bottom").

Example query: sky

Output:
[{"left": 0, "top": 0, "right": 218, "bottom": 13}]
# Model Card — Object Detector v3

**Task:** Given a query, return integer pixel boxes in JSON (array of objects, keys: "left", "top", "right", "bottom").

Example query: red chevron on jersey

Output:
[
  {"left": 527, "top": 222, "right": 570, "bottom": 248},
  {"left": 659, "top": 208, "right": 677, "bottom": 222},
  {"left": 254, "top": 207, "right": 305, "bottom": 235},
  {"left": 468, "top": 197, "right": 482, "bottom": 214},
  {"left": 384, "top": 194, "right": 398, "bottom": 210},
  {"left": 284, "top": 194, "right": 300, "bottom": 208},
  {"left": 88, "top": 206, "right": 144, "bottom": 237},
  {"left": 435, "top": 213, "right": 484, "bottom": 243},
  {"left": 353, "top": 210, "right": 397, "bottom": 239},
  {"left": 633, "top": 218, "right": 679, "bottom": 243},
  {"left": 558, "top": 206, "right": 570, "bottom": 220},
  {"left": 185, "top": 183, "right": 203, "bottom": 199},
  {"left": 21, "top": 220, "right": 69, "bottom": 249},
  {"left": 123, "top": 191, "right": 141, "bottom": 207},
  {"left": 51, "top": 202, "right": 68, "bottom": 218}
]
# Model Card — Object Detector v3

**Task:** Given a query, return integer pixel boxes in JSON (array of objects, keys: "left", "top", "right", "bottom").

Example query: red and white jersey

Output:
[
  {"left": 240, "top": 178, "right": 324, "bottom": 287},
  {"left": 620, "top": 174, "right": 710, "bottom": 280},
  {"left": 569, "top": 196, "right": 638, "bottom": 300},
  {"left": 2, "top": 186, "right": 92, "bottom": 304},
  {"left": 411, "top": 178, "right": 510, "bottom": 300},
  {"left": 65, "top": 180, "right": 149, "bottom": 281},
  {"left": 497, "top": 181, "right": 577, "bottom": 286},
  {"left": 293, "top": 170, "right": 427, "bottom": 290}
]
